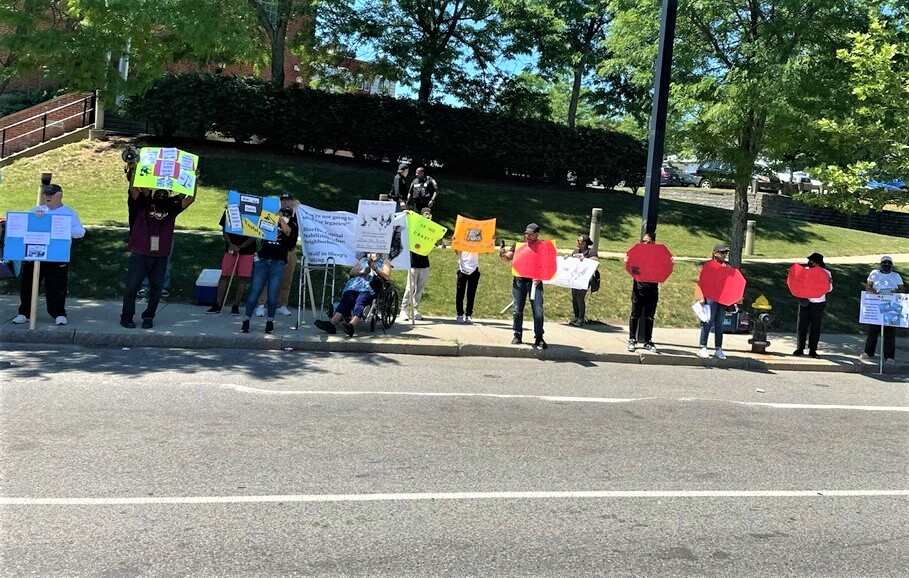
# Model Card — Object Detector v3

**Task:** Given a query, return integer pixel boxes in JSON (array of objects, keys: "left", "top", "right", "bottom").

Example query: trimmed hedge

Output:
[{"left": 126, "top": 73, "right": 646, "bottom": 188}]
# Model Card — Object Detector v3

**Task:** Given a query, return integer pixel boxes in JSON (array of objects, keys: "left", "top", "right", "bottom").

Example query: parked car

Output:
[
  {"left": 678, "top": 171, "right": 700, "bottom": 186},
  {"left": 867, "top": 178, "right": 907, "bottom": 192},
  {"left": 693, "top": 160, "right": 782, "bottom": 191},
  {"left": 660, "top": 165, "right": 683, "bottom": 186},
  {"left": 777, "top": 171, "right": 822, "bottom": 186}
]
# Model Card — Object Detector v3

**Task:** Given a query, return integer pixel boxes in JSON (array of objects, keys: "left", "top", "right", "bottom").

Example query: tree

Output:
[
  {"left": 606, "top": 0, "right": 873, "bottom": 265},
  {"left": 350, "top": 0, "right": 501, "bottom": 102}
]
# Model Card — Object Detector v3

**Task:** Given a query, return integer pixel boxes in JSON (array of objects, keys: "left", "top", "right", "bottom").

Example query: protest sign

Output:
[
  {"left": 451, "top": 216, "right": 496, "bottom": 253},
  {"left": 132, "top": 147, "right": 199, "bottom": 195},
  {"left": 406, "top": 211, "right": 447, "bottom": 256},
  {"left": 224, "top": 190, "right": 281, "bottom": 241},
  {"left": 544, "top": 256, "right": 600, "bottom": 290},
  {"left": 390, "top": 212, "right": 411, "bottom": 270},
  {"left": 355, "top": 200, "right": 396, "bottom": 253},
  {"left": 511, "top": 240, "right": 558, "bottom": 280},
  {"left": 786, "top": 263, "right": 831, "bottom": 299},
  {"left": 3, "top": 211, "right": 72, "bottom": 262},
  {"left": 625, "top": 243, "right": 674, "bottom": 283},
  {"left": 295, "top": 204, "right": 358, "bottom": 265},
  {"left": 859, "top": 292, "right": 909, "bottom": 328},
  {"left": 698, "top": 260, "right": 747, "bottom": 306}
]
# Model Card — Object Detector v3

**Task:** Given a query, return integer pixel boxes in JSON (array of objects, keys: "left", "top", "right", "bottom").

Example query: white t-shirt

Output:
[
  {"left": 33, "top": 204, "right": 86, "bottom": 238},
  {"left": 458, "top": 251, "right": 479, "bottom": 275},
  {"left": 867, "top": 269, "right": 904, "bottom": 294}
]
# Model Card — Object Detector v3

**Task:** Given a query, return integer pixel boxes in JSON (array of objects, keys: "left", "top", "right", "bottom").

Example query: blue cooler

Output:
[{"left": 194, "top": 268, "right": 220, "bottom": 305}]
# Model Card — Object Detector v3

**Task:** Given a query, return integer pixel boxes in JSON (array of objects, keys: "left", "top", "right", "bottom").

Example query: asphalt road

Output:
[{"left": 1, "top": 346, "right": 908, "bottom": 577}]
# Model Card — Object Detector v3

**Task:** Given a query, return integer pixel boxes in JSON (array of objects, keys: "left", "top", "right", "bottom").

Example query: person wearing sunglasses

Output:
[{"left": 861, "top": 255, "right": 905, "bottom": 364}]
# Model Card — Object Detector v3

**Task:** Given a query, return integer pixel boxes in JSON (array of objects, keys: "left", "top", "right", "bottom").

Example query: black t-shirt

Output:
[
  {"left": 410, "top": 252, "right": 430, "bottom": 269},
  {"left": 257, "top": 219, "right": 299, "bottom": 261}
]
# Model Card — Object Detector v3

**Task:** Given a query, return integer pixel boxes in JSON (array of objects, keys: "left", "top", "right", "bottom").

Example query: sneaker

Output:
[
  {"left": 413, "top": 310, "right": 423, "bottom": 320},
  {"left": 120, "top": 319, "right": 136, "bottom": 329},
  {"left": 569, "top": 318, "right": 582, "bottom": 327},
  {"left": 141, "top": 318, "right": 154, "bottom": 329},
  {"left": 697, "top": 347, "right": 710, "bottom": 359},
  {"left": 859, "top": 352, "right": 873, "bottom": 360},
  {"left": 627, "top": 339, "right": 636, "bottom": 352},
  {"left": 714, "top": 348, "right": 726, "bottom": 360},
  {"left": 206, "top": 305, "right": 222, "bottom": 314},
  {"left": 55, "top": 316, "right": 67, "bottom": 326},
  {"left": 456, "top": 315, "right": 464, "bottom": 323},
  {"left": 241, "top": 319, "right": 250, "bottom": 333},
  {"left": 792, "top": 349, "right": 804, "bottom": 356},
  {"left": 511, "top": 336, "right": 522, "bottom": 345},
  {"left": 340, "top": 320, "right": 355, "bottom": 337},
  {"left": 465, "top": 316, "right": 472, "bottom": 323},
  {"left": 403, "top": 312, "right": 411, "bottom": 321},
  {"left": 808, "top": 351, "right": 819, "bottom": 359},
  {"left": 533, "top": 337, "right": 548, "bottom": 349},
  {"left": 276, "top": 306, "right": 292, "bottom": 316},
  {"left": 314, "top": 319, "right": 336, "bottom": 334},
  {"left": 137, "top": 288, "right": 147, "bottom": 298},
  {"left": 643, "top": 342, "right": 657, "bottom": 352},
  {"left": 160, "top": 289, "right": 170, "bottom": 299},
  {"left": 885, "top": 358, "right": 895, "bottom": 365},
  {"left": 230, "top": 305, "right": 240, "bottom": 316},
  {"left": 12, "top": 314, "right": 28, "bottom": 324},
  {"left": 254, "top": 304, "right": 266, "bottom": 317},
  {"left": 265, "top": 320, "right": 274, "bottom": 334}
]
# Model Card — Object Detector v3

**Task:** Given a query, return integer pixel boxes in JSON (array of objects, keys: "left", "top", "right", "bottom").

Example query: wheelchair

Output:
[{"left": 361, "top": 277, "right": 400, "bottom": 333}]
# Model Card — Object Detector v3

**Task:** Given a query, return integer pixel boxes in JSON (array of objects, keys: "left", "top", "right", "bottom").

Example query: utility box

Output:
[{"left": 194, "top": 268, "right": 220, "bottom": 305}]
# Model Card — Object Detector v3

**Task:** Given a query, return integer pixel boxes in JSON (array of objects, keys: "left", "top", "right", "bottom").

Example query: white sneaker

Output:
[
  {"left": 465, "top": 316, "right": 472, "bottom": 323},
  {"left": 254, "top": 304, "right": 266, "bottom": 317},
  {"left": 55, "top": 316, "right": 67, "bottom": 325},
  {"left": 697, "top": 347, "right": 710, "bottom": 359},
  {"left": 714, "top": 348, "right": 727, "bottom": 360},
  {"left": 859, "top": 352, "right": 872, "bottom": 360},
  {"left": 12, "top": 314, "right": 28, "bottom": 324},
  {"left": 885, "top": 358, "right": 895, "bottom": 365},
  {"left": 413, "top": 310, "right": 423, "bottom": 320},
  {"left": 403, "top": 312, "right": 410, "bottom": 321},
  {"left": 456, "top": 315, "right": 464, "bottom": 323},
  {"left": 276, "top": 306, "right": 292, "bottom": 316}
]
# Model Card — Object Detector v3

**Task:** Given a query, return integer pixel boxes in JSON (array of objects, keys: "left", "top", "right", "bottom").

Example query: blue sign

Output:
[
  {"left": 2, "top": 211, "right": 73, "bottom": 262},
  {"left": 223, "top": 190, "right": 281, "bottom": 241}
]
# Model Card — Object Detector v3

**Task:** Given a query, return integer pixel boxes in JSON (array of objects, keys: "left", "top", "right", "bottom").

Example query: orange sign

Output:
[{"left": 451, "top": 216, "right": 497, "bottom": 253}]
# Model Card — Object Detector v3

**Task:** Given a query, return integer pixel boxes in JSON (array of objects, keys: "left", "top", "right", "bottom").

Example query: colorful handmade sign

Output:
[
  {"left": 451, "top": 216, "right": 496, "bottom": 253},
  {"left": 625, "top": 242, "right": 674, "bottom": 283},
  {"left": 406, "top": 211, "right": 448, "bottom": 256},
  {"left": 859, "top": 292, "right": 909, "bottom": 328},
  {"left": 354, "top": 200, "right": 396, "bottom": 253},
  {"left": 224, "top": 190, "right": 281, "bottom": 241},
  {"left": 132, "top": 147, "right": 199, "bottom": 195},
  {"left": 2, "top": 211, "right": 72, "bottom": 262}
]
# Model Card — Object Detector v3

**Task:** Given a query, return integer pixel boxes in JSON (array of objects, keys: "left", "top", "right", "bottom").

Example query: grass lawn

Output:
[{"left": 1, "top": 138, "right": 906, "bottom": 333}]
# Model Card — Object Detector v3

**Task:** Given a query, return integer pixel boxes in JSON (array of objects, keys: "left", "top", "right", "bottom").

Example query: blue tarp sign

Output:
[
  {"left": 224, "top": 190, "right": 281, "bottom": 241},
  {"left": 2, "top": 211, "right": 73, "bottom": 262}
]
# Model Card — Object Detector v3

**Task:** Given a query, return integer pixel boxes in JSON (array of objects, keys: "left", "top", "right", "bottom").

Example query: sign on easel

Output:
[
  {"left": 859, "top": 291, "right": 909, "bottom": 328},
  {"left": 2, "top": 211, "right": 73, "bottom": 262}
]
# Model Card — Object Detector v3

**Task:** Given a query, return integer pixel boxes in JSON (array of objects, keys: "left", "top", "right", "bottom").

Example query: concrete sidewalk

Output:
[{"left": 1, "top": 295, "right": 906, "bottom": 374}]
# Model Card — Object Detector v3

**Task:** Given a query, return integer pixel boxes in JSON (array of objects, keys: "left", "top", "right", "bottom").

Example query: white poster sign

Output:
[
  {"left": 544, "top": 256, "right": 600, "bottom": 290},
  {"left": 354, "top": 200, "right": 396, "bottom": 253},
  {"left": 389, "top": 211, "right": 410, "bottom": 271},
  {"left": 859, "top": 291, "right": 909, "bottom": 328},
  {"left": 296, "top": 204, "right": 358, "bottom": 266}
]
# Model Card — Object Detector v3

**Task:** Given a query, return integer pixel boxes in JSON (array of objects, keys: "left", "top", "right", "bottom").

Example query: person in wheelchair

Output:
[{"left": 314, "top": 253, "right": 392, "bottom": 337}]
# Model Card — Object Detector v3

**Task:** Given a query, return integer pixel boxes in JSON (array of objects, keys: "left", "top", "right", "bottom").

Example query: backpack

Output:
[{"left": 589, "top": 270, "right": 601, "bottom": 293}]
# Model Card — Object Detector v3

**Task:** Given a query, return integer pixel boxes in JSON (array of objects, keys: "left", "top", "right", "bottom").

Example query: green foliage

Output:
[{"left": 125, "top": 73, "right": 647, "bottom": 185}]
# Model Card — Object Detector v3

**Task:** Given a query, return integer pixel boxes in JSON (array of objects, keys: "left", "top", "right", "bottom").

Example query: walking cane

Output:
[{"left": 219, "top": 253, "right": 240, "bottom": 315}]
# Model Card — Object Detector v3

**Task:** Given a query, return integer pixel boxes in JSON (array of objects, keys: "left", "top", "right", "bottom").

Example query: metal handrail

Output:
[
  {"left": 0, "top": 94, "right": 95, "bottom": 159},
  {"left": 1, "top": 109, "right": 94, "bottom": 146},
  {"left": 0, "top": 94, "right": 94, "bottom": 131}
]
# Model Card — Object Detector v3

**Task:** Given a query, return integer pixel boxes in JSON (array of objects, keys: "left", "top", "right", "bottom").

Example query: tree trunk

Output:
[
  {"left": 418, "top": 66, "right": 433, "bottom": 102},
  {"left": 270, "top": 28, "right": 286, "bottom": 87},
  {"left": 567, "top": 65, "right": 583, "bottom": 129},
  {"left": 729, "top": 184, "right": 750, "bottom": 267}
]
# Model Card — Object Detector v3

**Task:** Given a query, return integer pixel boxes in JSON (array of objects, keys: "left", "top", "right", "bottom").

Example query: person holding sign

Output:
[
  {"left": 500, "top": 223, "right": 552, "bottom": 349},
  {"left": 401, "top": 207, "right": 434, "bottom": 321},
  {"left": 791, "top": 253, "right": 833, "bottom": 358},
  {"left": 624, "top": 232, "right": 661, "bottom": 351},
  {"left": 120, "top": 186, "right": 195, "bottom": 329},
  {"left": 255, "top": 193, "right": 299, "bottom": 317},
  {"left": 314, "top": 253, "right": 392, "bottom": 337},
  {"left": 208, "top": 211, "right": 256, "bottom": 315},
  {"left": 240, "top": 206, "right": 299, "bottom": 334},
  {"left": 861, "top": 256, "right": 905, "bottom": 363},
  {"left": 12, "top": 183, "right": 85, "bottom": 326},
  {"left": 568, "top": 234, "right": 599, "bottom": 327},
  {"left": 695, "top": 243, "right": 744, "bottom": 360}
]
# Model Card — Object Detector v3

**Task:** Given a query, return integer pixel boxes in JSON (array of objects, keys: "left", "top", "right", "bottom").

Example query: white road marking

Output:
[
  {"left": 206, "top": 384, "right": 909, "bottom": 412},
  {"left": 2, "top": 490, "right": 908, "bottom": 506}
]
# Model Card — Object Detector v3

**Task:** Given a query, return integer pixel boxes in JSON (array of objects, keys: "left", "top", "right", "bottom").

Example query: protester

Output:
[
  {"left": 401, "top": 207, "right": 433, "bottom": 321},
  {"left": 207, "top": 211, "right": 256, "bottom": 315},
  {"left": 500, "top": 223, "right": 547, "bottom": 349},
  {"left": 793, "top": 252, "right": 833, "bottom": 358},
  {"left": 390, "top": 163, "right": 410, "bottom": 209},
  {"left": 120, "top": 186, "right": 194, "bottom": 329},
  {"left": 568, "top": 234, "right": 599, "bottom": 327},
  {"left": 626, "top": 232, "right": 659, "bottom": 351},
  {"left": 696, "top": 243, "right": 733, "bottom": 359},
  {"left": 12, "top": 183, "right": 85, "bottom": 326},
  {"left": 314, "top": 253, "right": 392, "bottom": 337},
  {"left": 406, "top": 167, "right": 439, "bottom": 213},
  {"left": 241, "top": 206, "right": 298, "bottom": 334},
  {"left": 861, "top": 255, "right": 905, "bottom": 364},
  {"left": 125, "top": 160, "right": 172, "bottom": 299},
  {"left": 255, "top": 193, "right": 299, "bottom": 317},
  {"left": 455, "top": 250, "right": 480, "bottom": 323}
]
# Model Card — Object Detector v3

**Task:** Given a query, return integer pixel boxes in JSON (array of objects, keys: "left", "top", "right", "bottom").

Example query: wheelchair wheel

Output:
[{"left": 380, "top": 285, "right": 400, "bottom": 329}]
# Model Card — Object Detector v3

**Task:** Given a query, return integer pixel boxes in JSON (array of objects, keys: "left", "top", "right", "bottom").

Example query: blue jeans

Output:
[
  {"left": 513, "top": 277, "right": 544, "bottom": 338},
  {"left": 699, "top": 300, "right": 725, "bottom": 348},
  {"left": 122, "top": 253, "right": 168, "bottom": 322},
  {"left": 245, "top": 258, "right": 286, "bottom": 319}
]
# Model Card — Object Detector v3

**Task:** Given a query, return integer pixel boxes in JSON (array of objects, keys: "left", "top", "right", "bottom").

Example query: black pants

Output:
[
  {"left": 629, "top": 284, "right": 659, "bottom": 342},
  {"left": 796, "top": 301, "right": 826, "bottom": 352},
  {"left": 455, "top": 268, "right": 480, "bottom": 316},
  {"left": 413, "top": 198, "right": 432, "bottom": 213},
  {"left": 18, "top": 261, "right": 70, "bottom": 318},
  {"left": 121, "top": 253, "right": 168, "bottom": 322},
  {"left": 864, "top": 324, "right": 897, "bottom": 360},
  {"left": 571, "top": 288, "right": 588, "bottom": 321}
]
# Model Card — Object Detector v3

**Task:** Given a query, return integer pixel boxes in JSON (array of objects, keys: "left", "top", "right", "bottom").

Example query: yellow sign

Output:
[
  {"left": 132, "top": 147, "right": 199, "bottom": 196},
  {"left": 406, "top": 212, "right": 448, "bottom": 256},
  {"left": 451, "top": 215, "right": 496, "bottom": 253}
]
